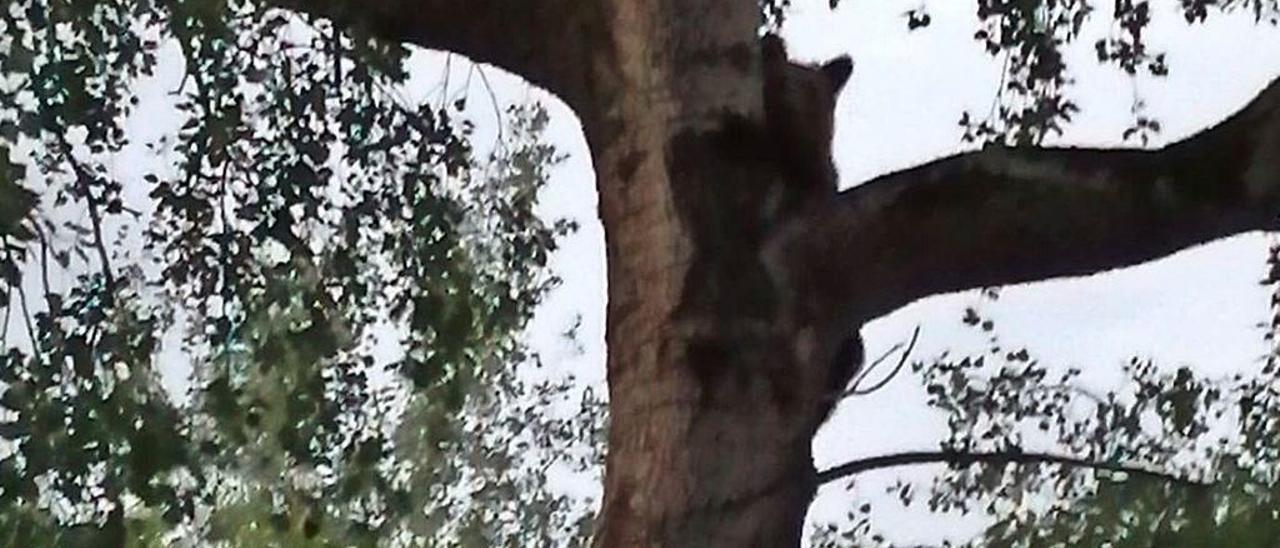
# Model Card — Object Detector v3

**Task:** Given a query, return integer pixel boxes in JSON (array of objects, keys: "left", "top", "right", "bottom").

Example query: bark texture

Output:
[
  {"left": 267, "top": 1, "right": 1280, "bottom": 546},
  {"left": 577, "top": 4, "right": 839, "bottom": 546}
]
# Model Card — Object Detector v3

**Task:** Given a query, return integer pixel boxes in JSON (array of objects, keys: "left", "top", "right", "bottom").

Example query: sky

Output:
[{"left": 4, "top": 0, "right": 1280, "bottom": 544}]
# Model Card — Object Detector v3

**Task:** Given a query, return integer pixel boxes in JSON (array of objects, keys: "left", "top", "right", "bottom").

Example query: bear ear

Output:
[
  {"left": 821, "top": 56, "right": 853, "bottom": 93},
  {"left": 761, "top": 33, "right": 787, "bottom": 62}
]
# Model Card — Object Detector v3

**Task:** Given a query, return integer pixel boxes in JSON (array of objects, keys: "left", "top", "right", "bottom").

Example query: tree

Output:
[
  {"left": 261, "top": 0, "right": 1280, "bottom": 545},
  {"left": 3, "top": 0, "right": 1280, "bottom": 546}
]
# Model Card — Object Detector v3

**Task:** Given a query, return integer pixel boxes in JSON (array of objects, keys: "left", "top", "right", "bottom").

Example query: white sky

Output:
[{"left": 4, "top": 0, "right": 1280, "bottom": 544}]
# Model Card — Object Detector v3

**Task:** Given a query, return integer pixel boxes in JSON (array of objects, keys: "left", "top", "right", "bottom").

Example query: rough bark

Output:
[
  {"left": 265, "top": 1, "right": 1280, "bottom": 546},
  {"left": 576, "top": 3, "right": 839, "bottom": 546}
]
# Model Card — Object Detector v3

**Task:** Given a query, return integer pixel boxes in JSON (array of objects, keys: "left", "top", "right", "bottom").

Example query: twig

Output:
[
  {"left": 218, "top": 156, "right": 236, "bottom": 360},
  {"left": 845, "top": 326, "right": 920, "bottom": 397},
  {"left": 1028, "top": 382, "right": 1107, "bottom": 406},
  {"left": 33, "top": 224, "right": 53, "bottom": 308},
  {"left": 451, "top": 62, "right": 476, "bottom": 106},
  {"left": 54, "top": 135, "right": 115, "bottom": 290},
  {"left": 0, "top": 251, "right": 10, "bottom": 351},
  {"left": 438, "top": 53, "right": 453, "bottom": 111},
  {"left": 987, "top": 51, "right": 1011, "bottom": 124},
  {"left": 851, "top": 339, "right": 906, "bottom": 384},
  {"left": 475, "top": 64, "right": 508, "bottom": 152},
  {"left": 3, "top": 246, "right": 38, "bottom": 356},
  {"left": 816, "top": 449, "right": 1209, "bottom": 487},
  {"left": 331, "top": 20, "right": 342, "bottom": 89}
]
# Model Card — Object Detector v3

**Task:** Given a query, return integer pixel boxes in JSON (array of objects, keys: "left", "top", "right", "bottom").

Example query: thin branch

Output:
[
  {"left": 816, "top": 449, "right": 1208, "bottom": 487},
  {"left": 845, "top": 325, "right": 920, "bottom": 397},
  {"left": 0, "top": 249, "right": 10, "bottom": 351},
  {"left": 454, "top": 61, "right": 477, "bottom": 106},
  {"left": 985, "top": 51, "right": 1010, "bottom": 126},
  {"left": 218, "top": 156, "right": 236, "bottom": 359},
  {"left": 331, "top": 19, "right": 342, "bottom": 90},
  {"left": 1028, "top": 382, "right": 1107, "bottom": 406},
  {"left": 33, "top": 224, "right": 53, "bottom": 308},
  {"left": 54, "top": 135, "right": 115, "bottom": 290},
  {"left": 854, "top": 340, "right": 906, "bottom": 384},
  {"left": 437, "top": 53, "right": 453, "bottom": 111},
  {"left": 3, "top": 246, "right": 38, "bottom": 356},
  {"left": 474, "top": 64, "right": 506, "bottom": 150}
]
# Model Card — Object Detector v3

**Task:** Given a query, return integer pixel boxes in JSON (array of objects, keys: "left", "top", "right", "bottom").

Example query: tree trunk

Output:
[
  {"left": 266, "top": 2, "right": 1280, "bottom": 546},
  {"left": 579, "top": 3, "right": 846, "bottom": 545},
  {"left": 273, "top": 2, "right": 848, "bottom": 545}
]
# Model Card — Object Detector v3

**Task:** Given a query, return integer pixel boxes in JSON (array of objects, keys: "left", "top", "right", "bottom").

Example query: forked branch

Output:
[{"left": 844, "top": 326, "right": 919, "bottom": 397}]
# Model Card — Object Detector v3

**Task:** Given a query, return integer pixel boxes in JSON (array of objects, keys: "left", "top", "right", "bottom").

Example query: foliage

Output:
[
  {"left": 0, "top": 0, "right": 597, "bottom": 545},
  {"left": 813, "top": 278, "right": 1280, "bottom": 547},
  {"left": 950, "top": 0, "right": 1277, "bottom": 146}
]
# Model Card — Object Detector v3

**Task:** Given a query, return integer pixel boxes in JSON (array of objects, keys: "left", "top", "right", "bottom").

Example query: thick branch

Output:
[
  {"left": 816, "top": 450, "right": 1207, "bottom": 486},
  {"left": 801, "top": 77, "right": 1280, "bottom": 322},
  {"left": 268, "top": 0, "right": 597, "bottom": 109}
]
